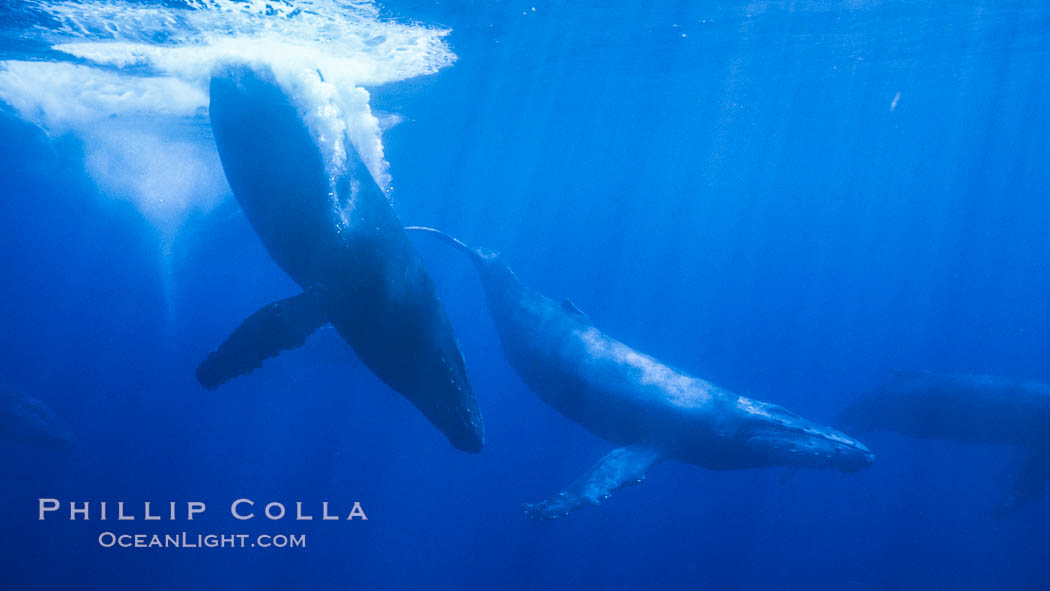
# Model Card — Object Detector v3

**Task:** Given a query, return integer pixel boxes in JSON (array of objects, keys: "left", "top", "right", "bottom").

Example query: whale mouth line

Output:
[{"left": 744, "top": 425, "right": 874, "bottom": 471}]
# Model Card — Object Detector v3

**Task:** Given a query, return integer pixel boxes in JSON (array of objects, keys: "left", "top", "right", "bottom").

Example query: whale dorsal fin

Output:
[
  {"left": 562, "top": 298, "right": 587, "bottom": 317},
  {"left": 522, "top": 443, "right": 664, "bottom": 520},
  {"left": 196, "top": 287, "right": 330, "bottom": 389}
]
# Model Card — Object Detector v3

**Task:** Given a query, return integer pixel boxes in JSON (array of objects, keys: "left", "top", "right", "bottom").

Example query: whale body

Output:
[
  {"left": 198, "top": 65, "right": 483, "bottom": 453},
  {"left": 408, "top": 226, "right": 873, "bottom": 519},
  {"left": 838, "top": 370, "right": 1050, "bottom": 515},
  {"left": 0, "top": 391, "right": 73, "bottom": 449}
]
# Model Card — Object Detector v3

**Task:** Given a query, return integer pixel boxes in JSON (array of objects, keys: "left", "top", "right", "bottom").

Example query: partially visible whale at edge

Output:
[
  {"left": 0, "top": 391, "right": 73, "bottom": 449},
  {"left": 838, "top": 370, "right": 1050, "bottom": 516},
  {"left": 407, "top": 226, "right": 874, "bottom": 520},
  {"left": 197, "top": 65, "right": 483, "bottom": 453}
]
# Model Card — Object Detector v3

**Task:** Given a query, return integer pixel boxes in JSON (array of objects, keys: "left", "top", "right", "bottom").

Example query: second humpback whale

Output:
[
  {"left": 407, "top": 226, "right": 874, "bottom": 519},
  {"left": 838, "top": 370, "right": 1050, "bottom": 515},
  {"left": 197, "top": 65, "right": 483, "bottom": 453}
]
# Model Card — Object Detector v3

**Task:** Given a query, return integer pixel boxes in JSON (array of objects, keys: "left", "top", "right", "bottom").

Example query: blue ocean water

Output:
[{"left": 1, "top": 1, "right": 1048, "bottom": 589}]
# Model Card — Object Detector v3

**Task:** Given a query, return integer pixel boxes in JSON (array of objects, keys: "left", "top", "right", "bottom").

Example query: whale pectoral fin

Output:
[
  {"left": 779, "top": 468, "right": 800, "bottom": 485},
  {"left": 522, "top": 444, "right": 664, "bottom": 521},
  {"left": 994, "top": 448, "right": 1050, "bottom": 518},
  {"left": 196, "top": 288, "right": 330, "bottom": 389},
  {"left": 561, "top": 298, "right": 587, "bottom": 318}
]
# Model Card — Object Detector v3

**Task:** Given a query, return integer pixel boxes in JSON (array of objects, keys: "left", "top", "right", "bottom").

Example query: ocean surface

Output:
[{"left": 1, "top": 1, "right": 1048, "bottom": 589}]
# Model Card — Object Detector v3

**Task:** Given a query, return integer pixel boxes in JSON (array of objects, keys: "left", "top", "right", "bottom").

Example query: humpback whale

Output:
[
  {"left": 407, "top": 227, "right": 874, "bottom": 519},
  {"left": 838, "top": 370, "right": 1050, "bottom": 515},
  {"left": 1, "top": 391, "right": 73, "bottom": 449},
  {"left": 198, "top": 65, "right": 483, "bottom": 453}
]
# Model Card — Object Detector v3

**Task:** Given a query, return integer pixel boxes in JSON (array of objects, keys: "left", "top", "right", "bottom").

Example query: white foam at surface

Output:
[{"left": 0, "top": 0, "right": 456, "bottom": 233}]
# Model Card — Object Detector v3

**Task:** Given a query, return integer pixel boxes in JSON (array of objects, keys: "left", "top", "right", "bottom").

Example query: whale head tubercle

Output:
[{"left": 734, "top": 397, "right": 875, "bottom": 473}]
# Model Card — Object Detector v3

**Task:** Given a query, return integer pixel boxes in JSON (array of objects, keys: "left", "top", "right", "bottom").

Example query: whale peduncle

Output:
[{"left": 404, "top": 226, "right": 485, "bottom": 265}]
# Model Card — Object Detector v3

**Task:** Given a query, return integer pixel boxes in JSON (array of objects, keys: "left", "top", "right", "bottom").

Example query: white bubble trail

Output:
[{"left": 0, "top": 0, "right": 456, "bottom": 235}]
